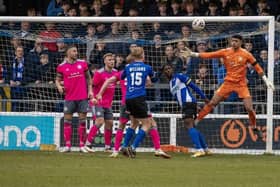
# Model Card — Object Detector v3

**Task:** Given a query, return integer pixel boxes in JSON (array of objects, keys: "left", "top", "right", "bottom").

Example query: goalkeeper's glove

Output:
[
  {"left": 262, "top": 75, "right": 275, "bottom": 91},
  {"left": 179, "top": 47, "right": 199, "bottom": 58}
]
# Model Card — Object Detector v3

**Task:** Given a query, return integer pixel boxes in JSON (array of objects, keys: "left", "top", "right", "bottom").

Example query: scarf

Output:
[{"left": 12, "top": 57, "right": 24, "bottom": 81}]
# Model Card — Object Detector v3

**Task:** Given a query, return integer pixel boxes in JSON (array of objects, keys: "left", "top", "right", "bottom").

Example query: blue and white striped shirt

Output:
[{"left": 169, "top": 73, "right": 207, "bottom": 107}]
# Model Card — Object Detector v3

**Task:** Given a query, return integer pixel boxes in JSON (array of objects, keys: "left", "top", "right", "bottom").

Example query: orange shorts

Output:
[{"left": 216, "top": 81, "right": 251, "bottom": 99}]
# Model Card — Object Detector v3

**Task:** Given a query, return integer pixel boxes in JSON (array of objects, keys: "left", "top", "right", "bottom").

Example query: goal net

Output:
[{"left": 0, "top": 16, "right": 278, "bottom": 155}]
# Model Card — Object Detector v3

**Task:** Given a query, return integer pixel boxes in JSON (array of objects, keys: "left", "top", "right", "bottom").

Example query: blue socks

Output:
[
  {"left": 123, "top": 127, "right": 135, "bottom": 147},
  {"left": 188, "top": 127, "right": 202, "bottom": 149},
  {"left": 198, "top": 131, "right": 207, "bottom": 149},
  {"left": 132, "top": 129, "right": 146, "bottom": 150}
]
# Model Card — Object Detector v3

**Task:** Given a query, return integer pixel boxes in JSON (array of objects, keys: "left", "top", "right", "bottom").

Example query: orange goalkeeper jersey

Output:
[{"left": 199, "top": 47, "right": 263, "bottom": 85}]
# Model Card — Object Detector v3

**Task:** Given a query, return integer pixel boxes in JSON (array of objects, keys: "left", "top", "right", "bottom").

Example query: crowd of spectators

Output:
[
  {"left": 0, "top": 0, "right": 279, "bottom": 113},
  {"left": 3, "top": 0, "right": 278, "bottom": 18}
]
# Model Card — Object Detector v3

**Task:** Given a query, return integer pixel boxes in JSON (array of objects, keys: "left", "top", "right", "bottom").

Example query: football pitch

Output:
[{"left": 0, "top": 151, "right": 279, "bottom": 187}]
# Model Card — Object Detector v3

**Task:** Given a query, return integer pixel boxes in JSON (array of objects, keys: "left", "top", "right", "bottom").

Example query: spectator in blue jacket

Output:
[{"left": 47, "top": 0, "right": 63, "bottom": 16}]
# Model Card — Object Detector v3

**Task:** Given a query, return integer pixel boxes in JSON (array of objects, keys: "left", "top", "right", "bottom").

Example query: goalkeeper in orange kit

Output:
[{"left": 180, "top": 34, "right": 275, "bottom": 139}]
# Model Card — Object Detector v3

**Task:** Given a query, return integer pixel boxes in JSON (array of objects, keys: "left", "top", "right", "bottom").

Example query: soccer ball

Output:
[{"left": 192, "top": 18, "right": 205, "bottom": 31}]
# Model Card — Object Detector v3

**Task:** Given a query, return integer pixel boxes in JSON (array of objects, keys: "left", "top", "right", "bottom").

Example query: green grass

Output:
[{"left": 0, "top": 151, "right": 280, "bottom": 187}]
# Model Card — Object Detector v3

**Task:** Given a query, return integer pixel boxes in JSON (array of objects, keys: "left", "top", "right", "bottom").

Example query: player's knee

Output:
[{"left": 95, "top": 118, "right": 105, "bottom": 125}]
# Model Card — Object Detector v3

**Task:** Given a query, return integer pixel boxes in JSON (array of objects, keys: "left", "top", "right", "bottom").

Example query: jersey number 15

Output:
[{"left": 130, "top": 72, "right": 143, "bottom": 86}]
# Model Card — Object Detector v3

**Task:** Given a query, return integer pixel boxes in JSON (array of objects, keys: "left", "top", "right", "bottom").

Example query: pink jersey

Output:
[
  {"left": 57, "top": 59, "right": 89, "bottom": 101},
  {"left": 115, "top": 71, "right": 127, "bottom": 106},
  {"left": 93, "top": 68, "right": 118, "bottom": 108}
]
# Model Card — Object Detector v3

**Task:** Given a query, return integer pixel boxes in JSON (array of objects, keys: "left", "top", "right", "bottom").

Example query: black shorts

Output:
[
  {"left": 182, "top": 102, "right": 197, "bottom": 119},
  {"left": 120, "top": 105, "right": 130, "bottom": 120},
  {"left": 126, "top": 96, "right": 148, "bottom": 118}
]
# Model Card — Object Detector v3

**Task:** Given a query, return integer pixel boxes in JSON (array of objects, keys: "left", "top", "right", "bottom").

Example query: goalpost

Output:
[{"left": 0, "top": 16, "right": 278, "bottom": 155}]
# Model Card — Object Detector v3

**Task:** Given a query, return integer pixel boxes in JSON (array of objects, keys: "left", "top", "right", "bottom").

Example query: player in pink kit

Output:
[
  {"left": 55, "top": 45, "right": 93, "bottom": 153},
  {"left": 84, "top": 53, "right": 118, "bottom": 152},
  {"left": 95, "top": 54, "right": 171, "bottom": 158}
]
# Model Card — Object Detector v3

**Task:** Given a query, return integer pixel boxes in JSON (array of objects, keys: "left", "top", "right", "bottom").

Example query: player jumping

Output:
[{"left": 180, "top": 34, "right": 275, "bottom": 139}]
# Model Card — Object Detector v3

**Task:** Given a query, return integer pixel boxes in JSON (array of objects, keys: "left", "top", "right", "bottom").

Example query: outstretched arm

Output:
[
  {"left": 188, "top": 81, "right": 208, "bottom": 101},
  {"left": 180, "top": 47, "right": 224, "bottom": 59}
]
